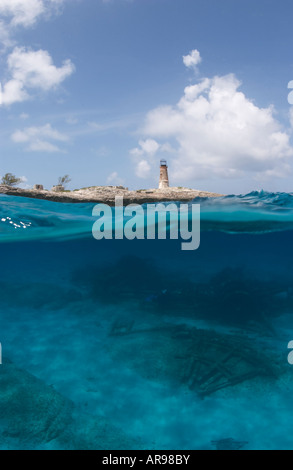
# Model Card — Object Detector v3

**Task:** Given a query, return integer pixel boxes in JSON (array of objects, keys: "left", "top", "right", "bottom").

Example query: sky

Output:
[{"left": 1, "top": 0, "right": 293, "bottom": 195}]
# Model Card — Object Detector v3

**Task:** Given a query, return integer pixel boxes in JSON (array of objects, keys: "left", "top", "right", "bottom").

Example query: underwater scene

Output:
[{"left": 1, "top": 191, "right": 293, "bottom": 450}]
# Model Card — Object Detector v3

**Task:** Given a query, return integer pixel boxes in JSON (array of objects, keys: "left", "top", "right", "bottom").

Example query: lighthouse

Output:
[{"left": 159, "top": 159, "right": 169, "bottom": 189}]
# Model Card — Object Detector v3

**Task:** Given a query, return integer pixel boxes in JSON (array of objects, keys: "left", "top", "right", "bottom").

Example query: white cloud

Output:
[
  {"left": 135, "top": 160, "right": 151, "bottom": 179},
  {"left": 134, "top": 66, "right": 293, "bottom": 184},
  {"left": 88, "top": 117, "right": 134, "bottom": 133},
  {"left": 19, "top": 112, "right": 29, "bottom": 119},
  {"left": 183, "top": 49, "right": 201, "bottom": 70},
  {"left": 0, "top": 77, "right": 28, "bottom": 105},
  {"left": 106, "top": 171, "right": 125, "bottom": 186},
  {"left": 130, "top": 139, "right": 160, "bottom": 157},
  {"left": 7, "top": 47, "right": 74, "bottom": 90},
  {"left": 1, "top": 46, "right": 75, "bottom": 105},
  {"left": 11, "top": 123, "right": 68, "bottom": 152},
  {"left": 0, "top": 1, "right": 66, "bottom": 50},
  {"left": 0, "top": 0, "right": 45, "bottom": 28},
  {"left": 289, "top": 108, "right": 293, "bottom": 129},
  {"left": 0, "top": 19, "right": 14, "bottom": 49},
  {"left": 0, "top": 0, "right": 64, "bottom": 29},
  {"left": 130, "top": 138, "right": 174, "bottom": 179},
  {"left": 27, "top": 140, "right": 61, "bottom": 152},
  {"left": 139, "top": 138, "right": 160, "bottom": 155},
  {"left": 130, "top": 139, "right": 160, "bottom": 178}
]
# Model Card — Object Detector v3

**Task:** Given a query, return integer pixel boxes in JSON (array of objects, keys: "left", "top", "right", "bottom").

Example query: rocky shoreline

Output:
[{"left": 0, "top": 185, "right": 224, "bottom": 205}]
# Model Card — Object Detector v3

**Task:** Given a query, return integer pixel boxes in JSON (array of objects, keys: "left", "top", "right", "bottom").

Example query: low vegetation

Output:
[{"left": 1, "top": 173, "right": 22, "bottom": 187}]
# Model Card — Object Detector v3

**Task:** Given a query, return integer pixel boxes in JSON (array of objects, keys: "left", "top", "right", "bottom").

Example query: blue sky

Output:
[{"left": 1, "top": 0, "right": 293, "bottom": 194}]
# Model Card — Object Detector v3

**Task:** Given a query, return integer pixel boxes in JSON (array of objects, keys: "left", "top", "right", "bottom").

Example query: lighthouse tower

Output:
[{"left": 159, "top": 159, "right": 169, "bottom": 189}]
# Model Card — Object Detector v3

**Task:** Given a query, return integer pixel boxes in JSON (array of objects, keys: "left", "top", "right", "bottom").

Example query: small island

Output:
[
  {"left": 0, "top": 184, "right": 223, "bottom": 205},
  {"left": 0, "top": 162, "right": 223, "bottom": 205}
]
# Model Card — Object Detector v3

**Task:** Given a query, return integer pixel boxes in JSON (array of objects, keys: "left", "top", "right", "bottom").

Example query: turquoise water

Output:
[{"left": 1, "top": 191, "right": 293, "bottom": 450}]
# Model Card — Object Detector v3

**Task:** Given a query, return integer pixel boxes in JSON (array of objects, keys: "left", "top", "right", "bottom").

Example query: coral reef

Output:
[
  {"left": 72, "top": 256, "right": 165, "bottom": 303},
  {"left": 0, "top": 357, "right": 141, "bottom": 450},
  {"left": 73, "top": 258, "right": 293, "bottom": 334},
  {"left": 0, "top": 357, "right": 73, "bottom": 448}
]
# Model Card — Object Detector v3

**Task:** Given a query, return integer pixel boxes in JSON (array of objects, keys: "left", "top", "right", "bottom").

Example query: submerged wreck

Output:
[{"left": 108, "top": 321, "right": 280, "bottom": 398}]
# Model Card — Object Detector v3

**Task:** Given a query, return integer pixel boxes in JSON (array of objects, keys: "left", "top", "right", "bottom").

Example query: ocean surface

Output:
[{"left": 1, "top": 191, "right": 293, "bottom": 450}]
